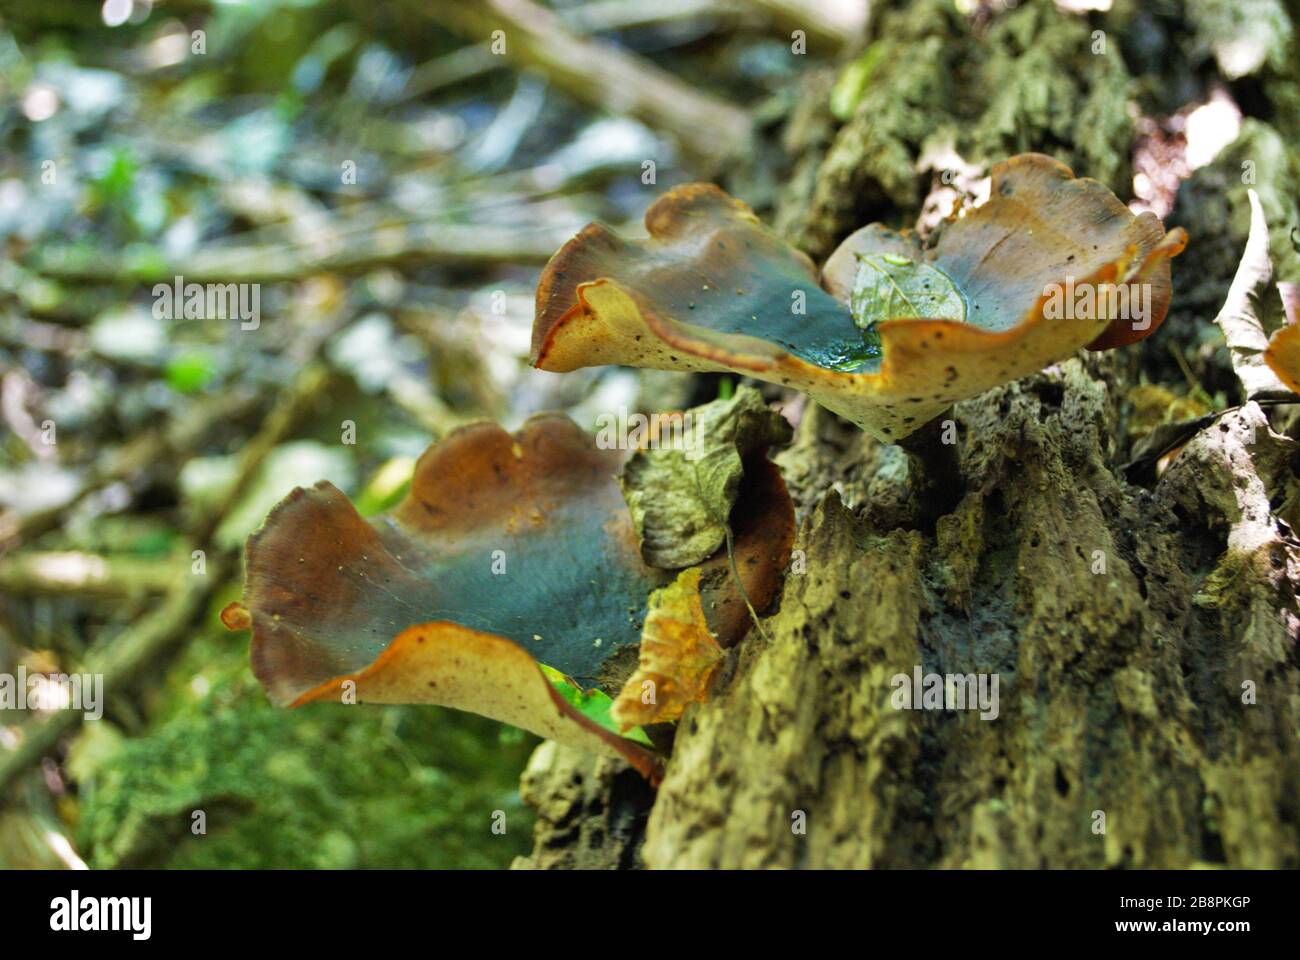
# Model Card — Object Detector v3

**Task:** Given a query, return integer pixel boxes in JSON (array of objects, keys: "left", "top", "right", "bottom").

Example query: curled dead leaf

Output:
[
  {"left": 620, "top": 385, "right": 792, "bottom": 569},
  {"left": 612, "top": 567, "right": 723, "bottom": 729}
]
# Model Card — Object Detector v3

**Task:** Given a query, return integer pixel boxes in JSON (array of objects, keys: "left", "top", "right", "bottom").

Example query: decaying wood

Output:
[
  {"left": 511, "top": 741, "right": 656, "bottom": 870},
  {"left": 513, "top": 0, "right": 1300, "bottom": 868},
  {"left": 643, "top": 366, "right": 1299, "bottom": 868},
  {"left": 519, "top": 355, "right": 1300, "bottom": 869}
]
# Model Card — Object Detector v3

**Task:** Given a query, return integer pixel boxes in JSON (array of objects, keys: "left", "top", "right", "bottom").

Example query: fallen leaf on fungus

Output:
[
  {"left": 609, "top": 455, "right": 796, "bottom": 728},
  {"left": 612, "top": 567, "right": 722, "bottom": 729},
  {"left": 532, "top": 154, "right": 1187, "bottom": 442},
  {"left": 223, "top": 414, "right": 794, "bottom": 780},
  {"left": 850, "top": 253, "right": 966, "bottom": 340},
  {"left": 540, "top": 664, "right": 653, "bottom": 746},
  {"left": 619, "top": 385, "right": 792, "bottom": 568}
]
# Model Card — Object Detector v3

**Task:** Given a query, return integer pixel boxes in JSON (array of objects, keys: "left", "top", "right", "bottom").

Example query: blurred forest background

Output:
[
  {"left": 1, "top": 0, "right": 1297, "bottom": 869},
  {"left": 0, "top": 0, "right": 856, "bottom": 870}
]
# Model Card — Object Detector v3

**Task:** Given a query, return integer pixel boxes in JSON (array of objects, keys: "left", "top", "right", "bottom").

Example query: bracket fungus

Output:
[
  {"left": 531, "top": 154, "right": 1188, "bottom": 442},
  {"left": 223, "top": 413, "right": 794, "bottom": 781}
]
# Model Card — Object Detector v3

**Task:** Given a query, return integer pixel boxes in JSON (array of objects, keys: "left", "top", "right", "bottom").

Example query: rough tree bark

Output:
[{"left": 514, "top": 0, "right": 1300, "bottom": 869}]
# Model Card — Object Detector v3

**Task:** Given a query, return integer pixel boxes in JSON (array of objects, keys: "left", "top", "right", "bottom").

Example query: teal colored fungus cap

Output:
[
  {"left": 532, "top": 154, "right": 1187, "bottom": 443},
  {"left": 223, "top": 414, "right": 794, "bottom": 781}
]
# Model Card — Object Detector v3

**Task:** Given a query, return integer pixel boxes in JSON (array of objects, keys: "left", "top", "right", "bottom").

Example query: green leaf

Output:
[
  {"left": 619, "top": 385, "right": 792, "bottom": 569},
  {"left": 850, "top": 254, "right": 966, "bottom": 334},
  {"left": 353, "top": 456, "right": 414, "bottom": 517},
  {"left": 539, "top": 664, "right": 653, "bottom": 746},
  {"left": 93, "top": 145, "right": 137, "bottom": 204},
  {"left": 166, "top": 351, "right": 217, "bottom": 393},
  {"left": 121, "top": 244, "right": 170, "bottom": 283},
  {"left": 830, "top": 44, "right": 885, "bottom": 121}
]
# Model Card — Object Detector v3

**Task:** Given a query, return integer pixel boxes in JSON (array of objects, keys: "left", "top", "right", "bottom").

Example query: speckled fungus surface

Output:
[
  {"left": 222, "top": 414, "right": 794, "bottom": 780},
  {"left": 532, "top": 154, "right": 1188, "bottom": 442}
]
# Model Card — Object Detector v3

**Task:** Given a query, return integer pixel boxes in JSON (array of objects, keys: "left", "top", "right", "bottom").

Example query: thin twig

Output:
[
  {"left": 423, "top": 0, "right": 753, "bottom": 170},
  {"left": 30, "top": 221, "right": 576, "bottom": 284},
  {"left": 0, "top": 551, "right": 181, "bottom": 598},
  {"left": 723, "top": 523, "right": 772, "bottom": 643},
  {"left": 0, "top": 383, "right": 263, "bottom": 551}
]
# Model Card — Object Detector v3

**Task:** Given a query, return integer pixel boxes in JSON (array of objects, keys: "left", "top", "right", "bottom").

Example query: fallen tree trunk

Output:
[{"left": 515, "top": 0, "right": 1300, "bottom": 869}]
